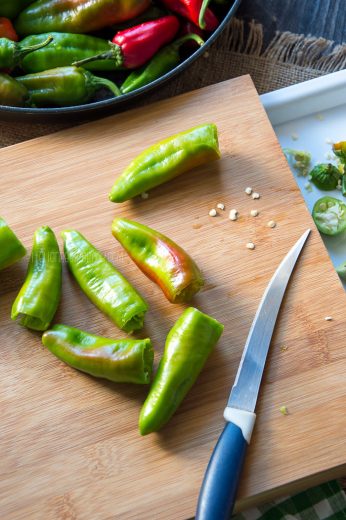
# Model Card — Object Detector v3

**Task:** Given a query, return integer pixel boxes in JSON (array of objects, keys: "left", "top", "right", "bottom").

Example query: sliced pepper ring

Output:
[{"left": 312, "top": 196, "right": 346, "bottom": 236}]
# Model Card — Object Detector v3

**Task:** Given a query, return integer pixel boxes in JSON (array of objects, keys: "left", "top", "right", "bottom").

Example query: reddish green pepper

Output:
[
  {"left": 62, "top": 230, "right": 148, "bottom": 333},
  {"left": 0, "top": 18, "right": 18, "bottom": 41},
  {"left": 0, "top": 73, "right": 31, "bottom": 106},
  {"left": 109, "top": 123, "right": 220, "bottom": 202},
  {"left": 73, "top": 16, "right": 180, "bottom": 70},
  {"left": 21, "top": 33, "right": 117, "bottom": 73},
  {"left": 139, "top": 307, "right": 223, "bottom": 435},
  {"left": 42, "top": 324, "right": 154, "bottom": 384},
  {"left": 121, "top": 33, "right": 204, "bottom": 94},
  {"left": 0, "top": 217, "right": 26, "bottom": 270},
  {"left": 15, "top": 0, "right": 151, "bottom": 36},
  {"left": 0, "top": 35, "right": 52, "bottom": 69},
  {"left": 16, "top": 66, "right": 120, "bottom": 107},
  {"left": 11, "top": 226, "right": 62, "bottom": 331},
  {"left": 112, "top": 217, "right": 204, "bottom": 303}
]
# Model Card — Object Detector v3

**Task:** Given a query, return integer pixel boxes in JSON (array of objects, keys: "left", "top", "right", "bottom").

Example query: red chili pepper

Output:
[
  {"left": 160, "top": 0, "right": 218, "bottom": 30},
  {"left": 0, "top": 17, "right": 18, "bottom": 41},
  {"left": 73, "top": 15, "right": 180, "bottom": 70}
]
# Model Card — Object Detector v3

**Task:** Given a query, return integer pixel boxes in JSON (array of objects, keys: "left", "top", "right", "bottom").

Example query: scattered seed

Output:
[
  {"left": 252, "top": 192, "right": 260, "bottom": 200},
  {"left": 209, "top": 208, "right": 217, "bottom": 217},
  {"left": 268, "top": 220, "right": 276, "bottom": 228},
  {"left": 245, "top": 187, "right": 252, "bottom": 195},
  {"left": 324, "top": 316, "right": 333, "bottom": 321},
  {"left": 291, "top": 133, "right": 299, "bottom": 141},
  {"left": 280, "top": 345, "right": 288, "bottom": 352},
  {"left": 217, "top": 203, "right": 225, "bottom": 210},
  {"left": 141, "top": 192, "right": 149, "bottom": 199},
  {"left": 250, "top": 209, "right": 258, "bottom": 217},
  {"left": 246, "top": 242, "right": 255, "bottom": 250},
  {"left": 279, "top": 405, "right": 289, "bottom": 415},
  {"left": 229, "top": 209, "right": 238, "bottom": 221},
  {"left": 325, "top": 137, "right": 333, "bottom": 144},
  {"left": 315, "top": 113, "right": 324, "bottom": 121}
]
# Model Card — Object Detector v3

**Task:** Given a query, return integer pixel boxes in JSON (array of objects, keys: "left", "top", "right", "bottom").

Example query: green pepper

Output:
[
  {"left": 309, "top": 163, "right": 340, "bottom": 190},
  {"left": 15, "top": 0, "right": 151, "bottom": 36},
  {"left": 121, "top": 34, "right": 204, "bottom": 94},
  {"left": 62, "top": 230, "right": 148, "bottom": 333},
  {"left": 333, "top": 141, "right": 346, "bottom": 164},
  {"left": 0, "top": 0, "right": 33, "bottom": 20},
  {"left": 21, "top": 33, "right": 118, "bottom": 73},
  {"left": 15, "top": 66, "right": 120, "bottom": 107},
  {"left": 312, "top": 196, "right": 346, "bottom": 236},
  {"left": 112, "top": 217, "right": 204, "bottom": 303},
  {"left": 139, "top": 307, "right": 223, "bottom": 435},
  {"left": 0, "top": 217, "right": 26, "bottom": 270},
  {"left": 0, "top": 35, "right": 53, "bottom": 69},
  {"left": 0, "top": 73, "right": 31, "bottom": 107},
  {"left": 11, "top": 226, "right": 62, "bottom": 331},
  {"left": 42, "top": 324, "right": 154, "bottom": 384},
  {"left": 109, "top": 123, "right": 220, "bottom": 203}
]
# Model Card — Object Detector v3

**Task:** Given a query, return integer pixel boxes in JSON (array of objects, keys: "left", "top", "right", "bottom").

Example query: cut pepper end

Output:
[
  {"left": 141, "top": 338, "right": 154, "bottom": 384},
  {"left": 12, "top": 311, "right": 49, "bottom": 331}
]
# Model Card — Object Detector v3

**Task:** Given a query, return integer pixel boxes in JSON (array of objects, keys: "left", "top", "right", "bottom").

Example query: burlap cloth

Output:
[{"left": 2, "top": 17, "right": 346, "bottom": 148}]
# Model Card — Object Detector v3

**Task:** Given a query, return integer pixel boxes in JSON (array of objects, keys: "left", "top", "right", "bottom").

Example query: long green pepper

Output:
[
  {"left": 109, "top": 123, "right": 220, "bottom": 202},
  {"left": 62, "top": 230, "right": 148, "bottom": 333},
  {"left": 16, "top": 66, "right": 120, "bottom": 107},
  {"left": 0, "top": 217, "right": 26, "bottom": 270},
  {"left": 11, "top": 226, "right": 62, "bottom": 331},
  {"left": 0, "top": 35, "right": 53, "bottom": 69},
  {"left": 0, "top": 0, "right": 33, "bottom": 20},
  {"left": 42, "top": 324, "right": 154, "bottom": 384},
  {"left": 20, "top": 33, "right": 117, "bottom": 73},
  {"left": 139, "top": 307, "right": 224, "bottom": 435},
  {"left": 121, "top": 34, "right": 204, "bottom": 94}
]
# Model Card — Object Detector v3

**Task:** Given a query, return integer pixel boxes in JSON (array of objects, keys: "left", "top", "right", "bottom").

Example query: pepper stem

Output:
[
  {"left": 19, "top": 35, "right": 54, "bottom": 59},
  {"left": 72, "top": 43, "right": 123, "bottom": 69},
  {"left": 199, "top": 0, "right": 210, "bottom": 29},
  {"left": 173, "top": 34, "right": 205, "bottom": 49},
  {"left": 92, "top": 75, "right": 121, "bottom": 97}
]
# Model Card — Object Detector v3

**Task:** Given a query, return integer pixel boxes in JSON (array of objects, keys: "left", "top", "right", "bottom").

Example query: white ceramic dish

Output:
[{"left": 261, "top": 70, "right": 346, "bottom": 288}]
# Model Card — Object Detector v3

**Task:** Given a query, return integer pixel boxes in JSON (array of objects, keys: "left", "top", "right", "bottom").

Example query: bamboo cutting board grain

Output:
[{"left": 1, "top": 76, "right": 345, "bottom": 520}]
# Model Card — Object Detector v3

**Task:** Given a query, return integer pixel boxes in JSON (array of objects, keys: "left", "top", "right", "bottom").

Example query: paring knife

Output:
[{"left": 195, "top": 229, "right": 311, "bottom": 520}]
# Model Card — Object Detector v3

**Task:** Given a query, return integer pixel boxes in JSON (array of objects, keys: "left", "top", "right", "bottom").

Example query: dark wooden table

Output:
[{"left": 238, "top": 0, "right": 345, "bottom": 46}]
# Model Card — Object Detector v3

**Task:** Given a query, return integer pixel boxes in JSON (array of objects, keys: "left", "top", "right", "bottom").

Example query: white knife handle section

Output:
[{"left": 223, "top": 407, "right": 256, "bottom": 444}]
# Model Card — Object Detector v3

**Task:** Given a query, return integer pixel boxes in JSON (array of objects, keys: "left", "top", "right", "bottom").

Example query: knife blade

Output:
[{"left": 195, "top": 229, "right": 311, "bottom": 520}]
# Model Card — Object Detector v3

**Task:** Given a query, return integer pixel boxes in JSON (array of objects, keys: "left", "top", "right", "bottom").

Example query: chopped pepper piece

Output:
[
  {"left": 62, "top": 229, "right": 148, "bottom": 333},
  {"left": 11, "top": 226, "right": 62, "bottom": 331},
  {"left": 109, "top": 123, "right": 220, "bottom": 203},
  {"left": 333, "top": 141, "right": 346, "bottom": 164},
  {"left": 309, "top": 163, "right": 340, "bottom": 190},
  {"left": 312, "top": 196, "right": 346, "bottom": 236},
  {"left": 139, "top": 307, "right": 224, "bottom": 435},
  {"left": 0, "top": 217, "right": 26, "bottom": 270},
  {"left": 42, "top": 324, "right": 154, "bottom": 384},
  {"left": 112, "top": 217, "right": 204, "bottom": 303}
]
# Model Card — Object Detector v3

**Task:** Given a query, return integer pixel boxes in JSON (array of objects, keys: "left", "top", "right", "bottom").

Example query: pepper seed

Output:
[
  {"left": 250, "top": 209, "right": 258, "bottom": 217},
  {"left": 267, "top": 220, "right": 276, "bottom": 228},
  {"left": 246, "top": 242, "right": 255, "bottom": 250},
  {"left": 245, "top": 187, "right": 252, "bottom": 195},
  {"left": 209, "top": 208, "right": 217, "bottom": 217},
  {"left": 217, "top": 203, "right": 225, "bottom": 210},
  {"left": 252, "top": 192, "right": 260, "bottom": 199}
]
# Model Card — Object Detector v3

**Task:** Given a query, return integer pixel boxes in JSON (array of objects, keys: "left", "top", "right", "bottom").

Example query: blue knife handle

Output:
[{"left": 196, "top": 408, "right": 256, "bottom": 520}]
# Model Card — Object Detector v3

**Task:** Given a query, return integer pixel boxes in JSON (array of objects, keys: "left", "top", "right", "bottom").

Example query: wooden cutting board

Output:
[{"left": 1, "top": 76, "right": 345, "bottom": 520}]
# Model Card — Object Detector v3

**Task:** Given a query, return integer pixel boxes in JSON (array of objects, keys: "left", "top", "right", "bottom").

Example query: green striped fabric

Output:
[{"left": 233, "top": 481, "right": 346, "bottom": 520}]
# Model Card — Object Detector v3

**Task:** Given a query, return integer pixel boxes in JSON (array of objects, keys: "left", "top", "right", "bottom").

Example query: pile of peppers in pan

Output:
[
  {"left": 0, "top": 0, "right": 229, "bottom": 108},
  {"left": 1, "top": 123, "right": 224, "bottom": 435}
]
